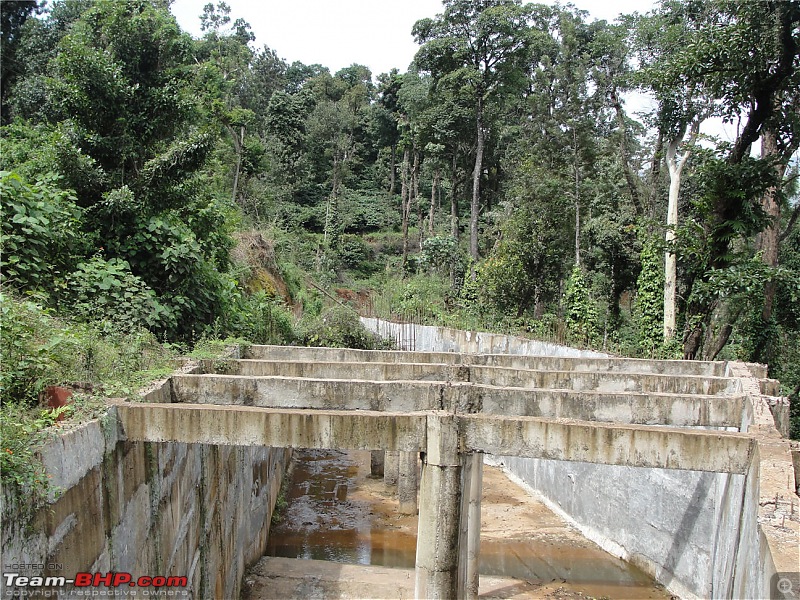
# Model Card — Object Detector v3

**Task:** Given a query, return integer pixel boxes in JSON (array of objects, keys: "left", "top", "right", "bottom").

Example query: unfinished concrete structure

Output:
[
  {"left": 2, "top": 322, "right": 797, "bottom": 599},
  {"left": 114, "top": 335, "right": 796, "bottom": 599}
]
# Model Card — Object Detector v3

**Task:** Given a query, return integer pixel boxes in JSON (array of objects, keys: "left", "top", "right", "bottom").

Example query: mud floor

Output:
[{"left": 244, "top": 450, "right": 674, "bottom": 599}]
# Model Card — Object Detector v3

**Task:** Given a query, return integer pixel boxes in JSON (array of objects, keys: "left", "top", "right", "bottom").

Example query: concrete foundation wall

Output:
[
  {"left": 1, "top": 378, "right": 290, "bottom": 599},
  {"left": 495, "top": 456, "right": 745, "bottom": 599},
  {"left": 361, "top": 317, "right": 608, "bottom": 357}
]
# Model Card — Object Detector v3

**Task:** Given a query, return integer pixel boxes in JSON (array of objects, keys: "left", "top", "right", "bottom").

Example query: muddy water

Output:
[
  {"left": 266, "top": 449, "right": 418, "bottom": 567},
  {"left": 265, "top": 450, "right": 670, "bottom": 599}
]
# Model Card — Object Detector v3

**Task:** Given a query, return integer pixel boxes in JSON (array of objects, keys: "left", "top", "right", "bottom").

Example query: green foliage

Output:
[
  {"left": 228, "top": 291, "right": 297, "bottom": 345},
  {"left": 419, "top": 235, "right": 459, "bottom": 276},
  {"left": 64, "top": 256, "right": 171, "bottom": 333},
  {"left": 0, "top": 294, "right": 58, "bottom": 405},
  {"left": 563, "top": 265, "right": 600, "bottom": 347},
  {"left": 1, "top": 402, "right": 64, "bottom": 510},
  {"left": 634, "top": 238, "right": 664, "bottom": 357},
  {"left": 0, "top": 292, "right": 177, "bottom": 406},
  {"left": 336, "top": 234, "right": 380, "bottom": 276},
  {"left": 475, "top": 242, "right": 530, "bottom": 316},
  {"left": 0, "top": 171, "right": 86, "bottom": 292},
  {"left": 300, "top": 305, "right": 387, "bottom": 350}
]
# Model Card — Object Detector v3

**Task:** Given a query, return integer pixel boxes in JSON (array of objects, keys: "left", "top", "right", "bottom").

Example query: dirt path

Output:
[{"left": 244, "top": 451, "right": 674, "bottom": 599}]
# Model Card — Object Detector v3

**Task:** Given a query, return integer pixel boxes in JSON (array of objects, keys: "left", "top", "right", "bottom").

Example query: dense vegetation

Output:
[{"left": 1, "top": 0, "right": 799, "bottom": 453}]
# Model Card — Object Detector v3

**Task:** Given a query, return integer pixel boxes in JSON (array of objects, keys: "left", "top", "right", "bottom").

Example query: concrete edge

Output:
[{"left": 728, "top": 363, "right": 799, "bottom": 594}]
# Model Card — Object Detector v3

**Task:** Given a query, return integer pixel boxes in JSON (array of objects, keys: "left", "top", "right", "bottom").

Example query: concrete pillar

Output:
[
  {"left": 415, "top": 414, "right": 462, "bottom": 599},
  {"left": 384, "top": 451, "right": 399, "bottom": 487},
  {"left": 398, "top": 451, "right": 419, "bottom": 515},
  {"left": 457, "top": 452, "right": 483, "bottom": 600},
  {"left": 370, "top": 450, "right": 384, "bottom": 478}
]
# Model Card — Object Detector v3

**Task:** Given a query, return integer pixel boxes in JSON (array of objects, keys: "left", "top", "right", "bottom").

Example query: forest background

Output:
[{"left": 1, "top": 0, "right": 798, "bottom": 495}]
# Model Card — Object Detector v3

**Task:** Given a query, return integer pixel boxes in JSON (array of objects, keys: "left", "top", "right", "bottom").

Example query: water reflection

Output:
[{"left": 266, "top": 449, "right": 661, "bottom": 597}]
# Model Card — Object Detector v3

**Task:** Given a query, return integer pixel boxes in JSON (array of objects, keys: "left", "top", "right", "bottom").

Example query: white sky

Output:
[{"left": 169, "top": 0, "right": 655, "bottom": 77}]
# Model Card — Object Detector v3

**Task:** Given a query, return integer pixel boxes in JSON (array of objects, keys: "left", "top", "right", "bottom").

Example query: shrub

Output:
[
  {"left": 0, "top": 294, "right": 57, "bottom": 405},
  {"left": 300, "top": 305, "right": 388, "bottom": 349},
  {"left": 230, "top": 291, "right": 297, "bottom": 345},
  {"left": 634, "top": 239, "right": 664, "bottom": 357},
  {"left": 64, "top": 256, "right": 172, "bottom": 333},
  {"left": 563, "top": 265, "right": 601, "bottom": 347},
  {"left": 0, "top": 171, "right": 87, "bottom": 294}
]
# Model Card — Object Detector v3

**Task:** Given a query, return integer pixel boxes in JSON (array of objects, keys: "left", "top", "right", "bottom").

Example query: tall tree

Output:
[
  {"left": 413, "top": 0, "right": 535, "bottom": 261},
  {"left": 0, "top": 0, "right": 39, "bottom": 123}
]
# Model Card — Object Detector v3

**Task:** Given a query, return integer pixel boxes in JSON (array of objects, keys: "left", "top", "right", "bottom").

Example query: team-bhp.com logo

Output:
[{"left": 4, "top": 572, "right": 188, "bottom": 597}]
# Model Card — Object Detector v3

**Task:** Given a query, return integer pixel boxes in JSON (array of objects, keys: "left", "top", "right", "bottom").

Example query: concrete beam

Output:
[
  {"left": 462, "top": 414, "right": 755, "bottom": 474},
  {"left": 170, "top": 374, "right": 443, "bottom": 412},
  {"left": 221, "top": 360, "right": 449, "bottom": 382},
  {"left": 114, "top": 402, "right": 426, "bottom": 452},
  {"left": 244, "top": 345, "right": 727, "bottom": 376},
  {"left": 468, "top": 366, "right": 735, "bottom": 395},
  {"left": 470, "top": 385, "right": 746, "bottom": 428},
  {"left": 171, "top": 375, "right": 745, "bottom": 428},
  {"left": 219, "top": 360, "right": 735, "bottom": 395}
]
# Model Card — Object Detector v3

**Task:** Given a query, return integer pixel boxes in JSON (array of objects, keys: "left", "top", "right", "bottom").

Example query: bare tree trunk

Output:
[
  {"left": 573, "top": 128, "right": 580, "bottom": 266},
  {"left": 401, "top": 148, "right": 411, "bottom": 271},
  {"left": 470, "top": 98, "right": 485, "bottom": 261},
  {"left": 389, "top": 143, "right": 397, "bottom": 195},
  {"left": 756, "top": 127, "right": 784, "bottom": 321},
  {"left": 230, "top": 125, "right": 245, "bottom": 205},
  {"left": 647, "top": 131, "right": 664, "bottom": 220},
  {"left": 451, "top": 153, "right": 460, "bottom": 241},
  {"left": 413, "top": 151, "right": 423, "bottom": 250},
  {"left": 429, "top": 168, "right": 439, "bottom": 237},
  {"left": 610, "top": 87, "right": 643, "bottom": 215},
  {"left": 663, "top": 121, "right": 698, "bottom": 342}
]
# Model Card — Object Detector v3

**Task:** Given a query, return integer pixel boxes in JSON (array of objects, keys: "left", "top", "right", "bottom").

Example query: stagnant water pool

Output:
[{"left": 265, "top": 449, "right": 671, "bottom": 599}]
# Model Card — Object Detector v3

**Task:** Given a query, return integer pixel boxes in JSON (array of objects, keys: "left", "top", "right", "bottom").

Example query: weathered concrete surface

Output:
[
  {"left": 370, "top": 449, "right": 385, "bottom": 477},
  {"left": 364, "top": 319, "right": 797, "bottom": 600},
  {"left": 463, "top": 415, "right": 754, "bottom": 474},
  {"left": 398, "top": 451, "right": 419, "bottom": 515},
  {"left": 245, "top": 343, "right": 729, "bottom": 376},
  {"left": 115, "top": 403, "right": 752, "bottom": 473},
  {"left": 458, "top": 453, "right": 483, "bottom": 600},
  {"left": 415, "top": 415, "right": 462, "bottom": 599},
  {"left": 170, "top": 374, "right": 745, "bottom": 427},
  {"left": 172, "top": 374, "right": 443, "bottom": 412},
  {"left": 361, "top": 318, "right": 609, "bottom": 358},
  {"left": 210, "top": 359, "right": 736, "bottom": 395},
  {"left": 384, "top": 450, "right": 399, "bottom": 486},
  {"left": 116, "top": 402, "right": 427, "bottom": 452},
  {"left": 1, "top": 400, "right": 290, "bottom": 600}
]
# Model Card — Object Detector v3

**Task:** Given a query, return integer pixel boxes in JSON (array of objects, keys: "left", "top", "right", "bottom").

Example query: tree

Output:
[
  {"left": 0, "top": 0, "right": 40, "bottom": 123},
  {"left": 5, "top": 0, "right": 236, "bottom": 340},
  {"left": 634, "top": 0, "right": 800, "bottom": 359},
  {"left": 413, "top": 0, "right": 536, "bottom": 261}
]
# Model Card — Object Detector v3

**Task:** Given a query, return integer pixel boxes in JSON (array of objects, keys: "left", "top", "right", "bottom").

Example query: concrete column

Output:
[
  {"left": 415, "top": 414, "right": 462, "bottom": 599},
  {"left": 398, "top": 451, "right": 419, "bottom": 515},
  {"left": 370, "top": 450, "right": 384, "bottom": 478},
  {"left": 384, "top": 451, "right": 399, "bottom": 487},
  {"left": 458, "top": 452, "right": 482, "bottom": 600}
]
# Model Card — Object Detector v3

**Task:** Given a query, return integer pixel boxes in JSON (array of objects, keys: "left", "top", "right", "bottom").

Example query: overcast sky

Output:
[
  {"left": 169, "top": 0, "right": 748, "bottom": 144},
  {"left": 169, "top": 0, "right": 656, "bottom": 78}
]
